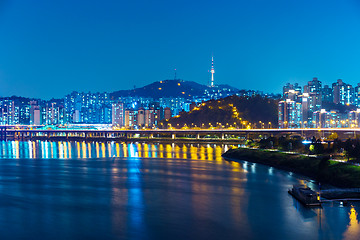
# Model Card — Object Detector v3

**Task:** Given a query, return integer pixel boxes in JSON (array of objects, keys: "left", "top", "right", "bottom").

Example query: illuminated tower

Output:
[{"left": 210, "top": 56, "right": 215, "bottom": 87}]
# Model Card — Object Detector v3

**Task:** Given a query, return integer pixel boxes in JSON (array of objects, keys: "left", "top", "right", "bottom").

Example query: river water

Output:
[{"left": 0, "top": 140, "right": 358, "bottom": 240}]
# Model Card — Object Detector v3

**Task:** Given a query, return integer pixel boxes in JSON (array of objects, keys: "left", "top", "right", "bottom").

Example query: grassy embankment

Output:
[{"left": 223, "top": 147, "right": 360, "bottom": 188}]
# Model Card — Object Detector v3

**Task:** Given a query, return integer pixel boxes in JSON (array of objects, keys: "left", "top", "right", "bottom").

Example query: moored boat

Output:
[{"left": 288, "top": 184, "right": 321, "bottom": 207}]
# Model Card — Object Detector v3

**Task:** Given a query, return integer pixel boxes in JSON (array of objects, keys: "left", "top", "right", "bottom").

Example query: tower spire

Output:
[{"left": 210, "top": 56, "right": 215, "bottom": 87}]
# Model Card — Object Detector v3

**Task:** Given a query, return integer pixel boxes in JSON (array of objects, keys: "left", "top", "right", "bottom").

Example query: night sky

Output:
[{"left": 0, "top": 0, "right": 360, "bottom": 99}]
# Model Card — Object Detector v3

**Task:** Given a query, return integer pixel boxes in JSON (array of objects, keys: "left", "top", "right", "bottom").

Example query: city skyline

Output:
[
  {"left": 2, "top": 76, "right": 360, "bottom": 129},
  {"left": 0, "top": 74, "right": 357, "bottom": 100},
  {"left": 1, "top": 2, "right": 360, "bottom": 239},
  {"left": 0, "top": 0, "right": 360, "bottom": 98}
]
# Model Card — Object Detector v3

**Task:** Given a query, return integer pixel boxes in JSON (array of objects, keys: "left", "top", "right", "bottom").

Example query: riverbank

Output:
[{"left": 222, "top": 147, "right": 360, "bottom": 189}]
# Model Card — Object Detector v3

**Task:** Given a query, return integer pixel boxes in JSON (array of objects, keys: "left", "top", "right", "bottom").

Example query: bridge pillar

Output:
[
  {"left": 196, "top": 134, "right": 200, "bottom": 139},
  {"left": 172, "top": 133, "right": 176, "bottom": 139},
  {"left": 221, "top": 133, "right": 225, "bottom": 140},
  {"left": 149, "top": 133, "right": 153, "bottom": 139}
]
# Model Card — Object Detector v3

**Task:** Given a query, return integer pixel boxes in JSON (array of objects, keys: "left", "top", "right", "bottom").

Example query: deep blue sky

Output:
[{"left": 0, "top": 0, "right": 360, "bottom": 99}]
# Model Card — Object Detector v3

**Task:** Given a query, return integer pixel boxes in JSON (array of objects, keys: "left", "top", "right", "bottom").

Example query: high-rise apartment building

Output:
[
  {"left": 124, "top": 109, "right": 137, "bottom": 127},
  {"left": 354, "top": 84, "right": 360, "bottom": 107},
  {"left": 30, "top": 101, "right": 41, "bottom": 125},
  {"left": 112, "top": 102, "right": 124, "bottom": 126},
  {"left": 304, "top": 77, "right": 322, "bottom": 113},
  {"left": 0, "top": 100, "right": 19, "bottom": 125},
  {"left": 321, "top": 85, "right": 333, "bottom": 103},
  {"left": 64, "top": 91, "right": 111, "bottom": 124},
  {"left": 42, "top": 103, "right": 65, "bottom": 125},
  {"left": 283, "top": 83, "right": 301, "bottom": 101},
  {"left": 278, "top": 99, "right": 302, "bottom": 128},
  {"left": 332, "top": 79, "right": 354, "bottom": 105},
  {"left": 280, "top": 78, "right": 360, "bottom": 128}
]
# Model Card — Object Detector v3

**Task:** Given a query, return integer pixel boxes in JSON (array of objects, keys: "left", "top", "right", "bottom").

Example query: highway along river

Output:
[{"left": 0, "top": 140, "right": 358, "bottom": 240}]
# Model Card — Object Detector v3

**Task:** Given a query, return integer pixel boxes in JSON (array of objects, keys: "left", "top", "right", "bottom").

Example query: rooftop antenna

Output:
[{"left": 174, "top": 68, "right": 177, "bottom": 80}]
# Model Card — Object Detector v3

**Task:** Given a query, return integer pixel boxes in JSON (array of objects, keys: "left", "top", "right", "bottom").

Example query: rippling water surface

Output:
[{"left": 0, "top": 140, "right": 359, "bottom": 240}]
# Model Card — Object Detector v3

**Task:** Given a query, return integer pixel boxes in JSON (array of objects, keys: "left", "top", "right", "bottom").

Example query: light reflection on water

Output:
[
  {"left": 0, "top": 140, "right": 358, "bottom": 240},
  {"left": 0, "top": 140, "right": 234, "bottom": 162}
]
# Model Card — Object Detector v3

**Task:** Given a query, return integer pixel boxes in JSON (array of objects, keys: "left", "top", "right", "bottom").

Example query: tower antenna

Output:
[{"left": 210, "top": 56, "right": 215, "bottom": 87}]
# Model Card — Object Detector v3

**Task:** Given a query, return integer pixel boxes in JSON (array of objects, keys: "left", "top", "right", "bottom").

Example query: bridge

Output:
[{"left": 0, "top": 125, "right": 359, "bottom": 141}]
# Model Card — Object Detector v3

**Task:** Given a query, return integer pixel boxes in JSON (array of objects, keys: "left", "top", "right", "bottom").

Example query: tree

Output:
[{"left": 327, "top": 132, "right": 338, "bottom": 140}]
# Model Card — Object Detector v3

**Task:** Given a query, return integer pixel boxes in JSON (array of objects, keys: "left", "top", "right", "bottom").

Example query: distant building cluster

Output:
[
  {"left": 237, "top": 89, "right": 281, "bottom": 99},
  {"left": 0, "top": 84, "right": 267, "bottom": 127},
  {"left": 39, "top": 92, "right": 187, "bottom": 128},
  {"left": 279, "top": 78, "right": 360, "bottom": 128}
]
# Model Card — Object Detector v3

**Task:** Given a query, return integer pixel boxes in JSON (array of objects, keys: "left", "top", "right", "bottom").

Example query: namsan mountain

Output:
[{"left": 110, "top": 80, "right": 238, "bottom": 99}]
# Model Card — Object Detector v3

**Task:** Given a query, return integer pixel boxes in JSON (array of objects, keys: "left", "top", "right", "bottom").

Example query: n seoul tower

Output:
[{"left": 210, "top": 56, "right": 215, "bottom": 87}]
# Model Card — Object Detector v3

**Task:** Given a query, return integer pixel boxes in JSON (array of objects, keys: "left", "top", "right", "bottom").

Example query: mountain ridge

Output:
[{"left": 110, "top": 79, "right": 239, "bottom": 99}]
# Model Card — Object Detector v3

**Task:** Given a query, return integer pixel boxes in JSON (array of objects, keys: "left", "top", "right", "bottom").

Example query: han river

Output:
[{"left": 0, "top": 140, "right": 359, "bottom": 240}]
